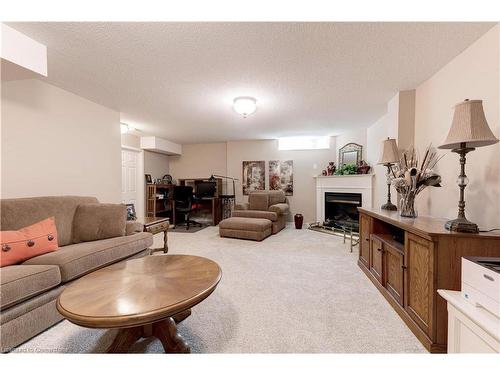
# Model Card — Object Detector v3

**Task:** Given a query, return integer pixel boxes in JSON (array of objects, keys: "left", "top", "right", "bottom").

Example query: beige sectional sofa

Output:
[
  {"left": 219, "top": 191, "right": 289, "bottom": 241},
  {"left": 232, "top": 190, "right": 289, "bottom": 234},
  {"left": 0, "top": 196, "right": 153, "bottom": 352}
]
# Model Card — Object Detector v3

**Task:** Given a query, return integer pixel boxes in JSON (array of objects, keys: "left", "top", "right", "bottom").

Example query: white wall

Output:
[
  {"left": 364, "top": 90, "right": 417, "bottom": 210},
  {"left": 414, "top": 24, "right": 500, "bottom": 228},
  {"left": 335, "top": 128, "right": 367, "bottom": 164},
  {"left": 121, "top": 133, "right": 141, "bottom": 149},
  {"left": 1, "top": 79, "right": 122, "bottom": 203},
  {"left": 1, "top": 23, "right": 47, "bottom": 79},
  {"left": 169, "top": 142, "right": 227, "bottom": 180},
  {"left": 366, "top": 94, "right": 400, "bottom": 209},
  {"left": 226, "top": 138, "right": 337, "bottom": 223},
  {"left": 144, "top": 150, "right": 169, "bottom": 180}
]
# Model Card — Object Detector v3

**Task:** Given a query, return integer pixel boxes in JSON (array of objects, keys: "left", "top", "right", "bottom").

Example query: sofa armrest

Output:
[
  {"left": 126, "top": 221, "right": 144, "bottom": 235},
  {"left": 268, "top": 203, "right": 289, "bottom": 216},
  {"left": 234, "top": 202, "right": 249, "bottom": 210}
]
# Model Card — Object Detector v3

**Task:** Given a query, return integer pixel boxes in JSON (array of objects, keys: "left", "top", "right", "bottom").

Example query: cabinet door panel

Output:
[
  {"left": 385, "top": 245, "right": 404, "bottom": 306},
  {"left": 404, "top": 233, "right": 435, "bottom": 337},
  {"left": 359, "top": 214, "right": 371, "bottom": 268},
  {"left": 370, "top": 237, "right": 384, "bottom": 285}
]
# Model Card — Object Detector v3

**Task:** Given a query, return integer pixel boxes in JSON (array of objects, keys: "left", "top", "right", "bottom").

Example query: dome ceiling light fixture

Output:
[{"left": 233, "top": 96, "right": 257, "bottom": 118}]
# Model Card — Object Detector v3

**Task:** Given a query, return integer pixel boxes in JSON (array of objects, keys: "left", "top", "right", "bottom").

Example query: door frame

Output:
[{"left": 121, "top": 146, "right": 145, "bottom": 222}]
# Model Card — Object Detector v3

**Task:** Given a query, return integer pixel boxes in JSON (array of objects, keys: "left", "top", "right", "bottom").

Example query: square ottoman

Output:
[{"left": 219, "top": 217, "right": 272, "bottom": 241}]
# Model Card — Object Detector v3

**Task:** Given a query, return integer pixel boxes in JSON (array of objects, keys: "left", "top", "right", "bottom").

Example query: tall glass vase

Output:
[{"left": 399, "top": 191, "right": 418, "bottom": 218}]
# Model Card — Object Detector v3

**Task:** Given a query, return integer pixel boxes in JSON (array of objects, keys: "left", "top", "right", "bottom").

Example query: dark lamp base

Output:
[
  {"left": 445, "top": 217, "right": 479, "bottom": 233},
  {"left": 381, "top": 202, "right": 397, "bottom": 211}
]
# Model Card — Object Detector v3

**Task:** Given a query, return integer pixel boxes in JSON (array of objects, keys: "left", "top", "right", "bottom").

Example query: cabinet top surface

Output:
[
  {"left": 143, "top": 216, "right": 170, "bottom": 226},
  {"left": 437, "top": 290, "right": 500, "bottom": 340},
  {"left": 358, "top": 207, "right": 500, "bottom": 239}
]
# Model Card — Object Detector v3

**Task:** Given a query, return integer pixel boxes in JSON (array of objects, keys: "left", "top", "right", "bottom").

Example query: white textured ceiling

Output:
[{"left": 7, "top": 22, "right": 495, "bottom": 144}]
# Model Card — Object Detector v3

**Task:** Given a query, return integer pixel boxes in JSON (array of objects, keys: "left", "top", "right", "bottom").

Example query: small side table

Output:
[{"left": 143, "top": 217, "right": 170, "bottom": 254}]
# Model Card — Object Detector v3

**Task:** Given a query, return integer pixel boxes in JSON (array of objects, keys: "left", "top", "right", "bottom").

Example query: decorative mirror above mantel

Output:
[{"left": 339, "top": 143, "right": 363, "bottom": 166}]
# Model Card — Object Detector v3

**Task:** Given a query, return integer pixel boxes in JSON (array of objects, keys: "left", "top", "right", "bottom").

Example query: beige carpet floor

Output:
[{"left": 14, "top": 225, "right": 426, "bottom": 353}]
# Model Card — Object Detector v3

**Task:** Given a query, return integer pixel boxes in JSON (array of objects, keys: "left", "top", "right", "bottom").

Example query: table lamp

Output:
[
  {"left": 378, "top": 138, "right": 400, "bottom": 211},
  {"left": 438, "top": 99, "right": 499, "bottom": 233}
]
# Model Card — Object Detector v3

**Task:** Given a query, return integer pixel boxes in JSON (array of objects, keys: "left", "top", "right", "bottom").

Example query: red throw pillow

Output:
[{"left": 0, "top": 217, "right": 59, "bottom": 267}]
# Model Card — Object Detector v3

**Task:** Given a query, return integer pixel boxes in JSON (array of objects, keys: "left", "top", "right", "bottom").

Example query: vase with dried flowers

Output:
[{"left": 390, "top": 145, "right": 443, "bottom": 218}]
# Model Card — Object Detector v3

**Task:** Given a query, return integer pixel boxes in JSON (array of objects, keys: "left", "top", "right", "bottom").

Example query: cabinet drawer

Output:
[
  {"left": 370, "top": 236, "right": 384, "bottom": 285},
  {"left": 145, "top": 222, "right": 169, "bottom": 234}
]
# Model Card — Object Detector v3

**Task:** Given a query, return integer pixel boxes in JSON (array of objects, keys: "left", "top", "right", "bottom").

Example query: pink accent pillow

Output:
[{"left": 0, "top": 217, "right": 59, "bottom": 267}]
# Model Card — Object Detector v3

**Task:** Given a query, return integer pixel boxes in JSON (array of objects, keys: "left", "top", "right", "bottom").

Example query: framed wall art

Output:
[
  {"left": 242, "top": 160, "right": 265, "bottom": 195},
  {"left": 269, "top": 160, "right": 293, "bottom": 196}
]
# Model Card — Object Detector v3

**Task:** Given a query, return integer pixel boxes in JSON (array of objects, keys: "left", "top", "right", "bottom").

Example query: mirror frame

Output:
[{"left": 339, "top": 143, "right": 363, "bottom": 166}]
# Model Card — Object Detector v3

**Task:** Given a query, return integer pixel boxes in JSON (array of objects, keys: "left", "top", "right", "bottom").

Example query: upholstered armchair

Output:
[{"left": 233, "top": 190, "right": 290, "bottom": 234}]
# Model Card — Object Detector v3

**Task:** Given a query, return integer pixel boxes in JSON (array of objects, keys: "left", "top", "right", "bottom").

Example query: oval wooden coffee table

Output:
[{"left": 57, "top": 255, "right": 222, "bottom": 353}]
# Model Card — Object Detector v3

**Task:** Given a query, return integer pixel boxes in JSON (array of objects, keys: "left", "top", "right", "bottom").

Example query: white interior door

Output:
[{"left": 121, "top": 149, "right": 139, "bottom": 207}]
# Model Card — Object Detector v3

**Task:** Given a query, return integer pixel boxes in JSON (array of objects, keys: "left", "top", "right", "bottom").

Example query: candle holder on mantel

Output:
[
  {"left": 378, "top": 138, "right": 399, "bottom": 211},
  {"left": 438, "top": 99, "right": 499, "bottom": 233}
]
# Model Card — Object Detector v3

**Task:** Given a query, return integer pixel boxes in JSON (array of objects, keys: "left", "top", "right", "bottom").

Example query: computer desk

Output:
[
  {"left": 172, "top": 196, "right": 222, "bottom": 227},
  {"left": 196, "top": 196, "right": 222, "bottom": 226}
]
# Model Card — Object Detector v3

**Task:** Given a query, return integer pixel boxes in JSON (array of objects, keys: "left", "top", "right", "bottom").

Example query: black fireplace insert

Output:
[{"left": 323, "top": 192, "right": 362, "bottom": 230}]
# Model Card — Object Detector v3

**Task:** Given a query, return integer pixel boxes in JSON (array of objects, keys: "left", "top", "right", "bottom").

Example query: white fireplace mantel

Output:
[{"left": 314, "top": 174, "right": 374, "bottom": 223}]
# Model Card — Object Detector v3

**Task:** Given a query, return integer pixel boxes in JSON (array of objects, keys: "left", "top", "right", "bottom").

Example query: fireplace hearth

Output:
[{"left": 323, "top": 192, "right": 362, "bottom": 230}]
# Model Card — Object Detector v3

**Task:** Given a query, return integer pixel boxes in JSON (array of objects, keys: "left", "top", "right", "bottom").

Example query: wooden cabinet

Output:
[
  {"left": 385, "top": 240, "right": 404, "bottom": 306},
  {"left": 404, "top": 233, "right": 435, "bottom": 337},
  {"left": 369, "top": 233, "right": 404, "bottom": 305},
  {"left": 370, "top": 236, "right": 384, "bottom": 285},
  {"left": 359, "top": 214, "right": 371, "bottom": 268},
  {"left": 357, "top": 207, "right": 500, "bottom": 353}
]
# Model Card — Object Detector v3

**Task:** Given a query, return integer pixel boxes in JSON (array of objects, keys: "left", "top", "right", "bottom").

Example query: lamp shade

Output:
[
  {"left": 378, "top": 138, "right": 399, "bottom": 164},
  {"left": 438, "top": 100, "right": 499, "bottom": 150}
]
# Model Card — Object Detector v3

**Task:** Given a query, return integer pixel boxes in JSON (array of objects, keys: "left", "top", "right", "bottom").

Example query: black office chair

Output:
[{"left": 173, "top": 185, "right": 202, "bottom": 230}]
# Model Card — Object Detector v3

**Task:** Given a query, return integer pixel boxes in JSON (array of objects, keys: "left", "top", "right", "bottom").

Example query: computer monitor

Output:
[{"left": 195, "top": 181, "right": 216, "bottom": 198}]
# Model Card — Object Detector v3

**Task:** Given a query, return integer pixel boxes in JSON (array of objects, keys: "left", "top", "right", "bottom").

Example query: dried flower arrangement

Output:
[{"left": 390, "top": 145, "right": 444, "bottom": 217}]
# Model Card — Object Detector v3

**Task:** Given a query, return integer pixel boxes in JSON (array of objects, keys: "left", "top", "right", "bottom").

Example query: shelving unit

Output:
[
  {"left": 176, "top": 177, "right": 223, "bottom": 226},
  {"left": 146, "top": 183, "right": 175, "bottom": 218}
]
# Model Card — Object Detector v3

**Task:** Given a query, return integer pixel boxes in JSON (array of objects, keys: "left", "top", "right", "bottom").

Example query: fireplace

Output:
[
  {"left": 315, "top": 174, "right": 373, "bottom": 225},
  {"left": 323, "top": 192, "right": 362, "bottom": 230}
]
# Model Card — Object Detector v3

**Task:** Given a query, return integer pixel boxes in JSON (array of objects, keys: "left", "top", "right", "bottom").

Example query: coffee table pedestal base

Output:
[{"left": 107, "top": 310, "right": 191, "bottom": 353}]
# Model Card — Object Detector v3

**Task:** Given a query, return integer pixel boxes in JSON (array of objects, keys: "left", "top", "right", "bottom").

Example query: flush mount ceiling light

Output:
[{"left": 233, "top": 96, "right": 257, "bottom": 118}]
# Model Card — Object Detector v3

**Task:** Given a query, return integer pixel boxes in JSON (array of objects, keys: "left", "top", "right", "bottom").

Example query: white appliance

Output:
[{"left": 462, "top": 257, "right": 500, "bottom": 318}]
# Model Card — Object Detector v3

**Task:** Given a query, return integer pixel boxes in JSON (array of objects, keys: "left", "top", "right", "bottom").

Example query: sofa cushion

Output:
[
  {"left": 248, "top": 193, "right": 269, "bottom": 211},
  {"left": 268, "top": 190, "right": 286, "bottom": 206},
  {"left": 72, "top": 203, "right": 127, "bottom": 243},
  {"left": 232, "top": 210, "right": 278, "bottom": 221},
  {"left": 0, "top": 265, "right": 61, "bottom": 309},
  {"left": 219, "top": 217, "right": 272, "bottom": 231},
  {"left": 1, "top": 217, "right": 59, "bottom": 267},
  {"left": 268, "top": 203, "right": 289, "bottom": 216},
  {"left": 0, "top": 196, "right": 99, "bottom": 246},
  {"left": 125, "top": 221, "right": 144, "bottom": 235},
  {"left": 23, "top": 232, "right": 153, "bottom": 282},
  {"left": 234, "top": 202, "right": 249, "bottom": 211}
]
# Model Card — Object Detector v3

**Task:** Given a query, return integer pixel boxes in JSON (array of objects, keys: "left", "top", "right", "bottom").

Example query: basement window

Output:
[{"left": 278, "top": 136, "right": 330, "bottom": 151}]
